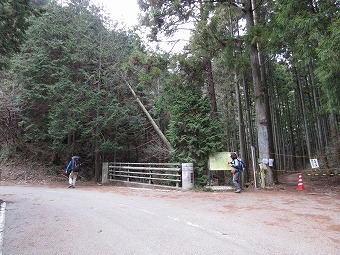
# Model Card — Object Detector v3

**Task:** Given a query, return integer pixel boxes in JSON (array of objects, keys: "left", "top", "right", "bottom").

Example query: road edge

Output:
[{"left": 0, "top": 202, "right": 6, "bottom": 255}]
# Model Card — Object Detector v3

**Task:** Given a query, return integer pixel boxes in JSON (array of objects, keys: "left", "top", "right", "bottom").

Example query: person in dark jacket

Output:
[
  {"left": 228, "top": 152, "right": 241, "bottom": 193},
  {"left": 65, "top": 156, "right": 81, "bottom": 188}
]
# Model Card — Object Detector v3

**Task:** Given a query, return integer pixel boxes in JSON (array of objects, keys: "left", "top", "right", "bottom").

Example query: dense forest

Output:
[{"left": 0, "top": 0, "right": 339, "bottom": 187}]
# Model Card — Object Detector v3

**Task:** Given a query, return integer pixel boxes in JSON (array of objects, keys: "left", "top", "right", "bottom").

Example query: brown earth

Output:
[{"left": 0, "top": 162, "right": 339, "bottom": 198}]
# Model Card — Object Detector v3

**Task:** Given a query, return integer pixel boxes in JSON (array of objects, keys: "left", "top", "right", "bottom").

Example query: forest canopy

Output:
[{"left": 0, "top": 0, "right": 339, "bottom": 186}]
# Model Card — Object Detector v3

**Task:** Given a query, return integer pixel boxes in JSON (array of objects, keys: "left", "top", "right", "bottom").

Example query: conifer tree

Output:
[{"left": 12, "top": 0, "right": 145, "bottom": 179}]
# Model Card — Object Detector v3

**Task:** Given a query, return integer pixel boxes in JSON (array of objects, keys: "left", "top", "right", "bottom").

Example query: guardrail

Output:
[{"left": 102, "top": 162, "right": 188, "bottom": 189}]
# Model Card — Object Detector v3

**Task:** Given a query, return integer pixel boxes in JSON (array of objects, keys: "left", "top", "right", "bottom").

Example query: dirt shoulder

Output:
[{"left": 0, "top": 162, "right": 339, "bottom": 198}]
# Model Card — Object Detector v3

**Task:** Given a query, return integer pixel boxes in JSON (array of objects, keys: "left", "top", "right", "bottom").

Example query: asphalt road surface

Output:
[{"left": 1, "top": 184, "right": 339, "bottom": 255}]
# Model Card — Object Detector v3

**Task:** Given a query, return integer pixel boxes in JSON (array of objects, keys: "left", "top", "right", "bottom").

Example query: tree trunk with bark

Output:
[
  {"left": 244, "top": 0, "right": 274, "bottom": 186},
  {"left": 205, "top": 59, "right": 218, "bottom": 119}
]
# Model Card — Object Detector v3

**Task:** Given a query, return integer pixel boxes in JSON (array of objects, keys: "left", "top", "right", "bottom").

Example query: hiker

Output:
[
  {"left": 65, "top": 156, "right": 81, "bottom": 188},
  {"left": 228, "top": 152, "right": 242, "bottom": 193}
]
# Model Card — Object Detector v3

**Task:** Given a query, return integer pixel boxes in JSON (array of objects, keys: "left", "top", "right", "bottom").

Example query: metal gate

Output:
[{"left": 102, "top": 162, "right": 183, "bottom": 189}]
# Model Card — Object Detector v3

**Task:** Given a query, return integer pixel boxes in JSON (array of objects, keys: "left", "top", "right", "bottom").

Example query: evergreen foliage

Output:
[
  {"left": 164, "top": 56, "right": 224, "bottom": 185},
  {"left": 0, "top": 0, "right": 39, "bottom": 68},
  {"left": 11, "top": 0, "right": 146, "bottom": 176},
  {"left": 316, "top": 13, "right": 340, "bottom": 112},
  {"left": 0, "top": 0, "right": 339, "bottom": 185},
  {"left": 137, "top": 0, "right": 340, "bottom": 185}
]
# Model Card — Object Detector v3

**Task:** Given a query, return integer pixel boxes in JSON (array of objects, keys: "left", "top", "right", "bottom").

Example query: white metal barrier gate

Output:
[{"left": 102, "top": 162, "right": 194, "bottom": 189}]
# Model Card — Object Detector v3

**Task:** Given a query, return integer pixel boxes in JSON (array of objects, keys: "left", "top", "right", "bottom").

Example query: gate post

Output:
[
  {"left": 182, "top": 163, "right": 194, "bottom": 190},
  {"left": 102, "top": 162, "right": 109, "bottom": 183}
]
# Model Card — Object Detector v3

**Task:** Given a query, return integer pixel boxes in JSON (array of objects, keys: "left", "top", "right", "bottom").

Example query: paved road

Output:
[{"left": 1, "top": 184, "right": 339, "bottom": 255}]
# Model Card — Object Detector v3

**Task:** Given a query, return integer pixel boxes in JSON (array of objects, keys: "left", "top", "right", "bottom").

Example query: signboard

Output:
[
  {"left": 310, "top": 158, "right": 319, "bottom": 169},
  {"left": 208, "top": 152, "right": 233, "bottom": 171}
]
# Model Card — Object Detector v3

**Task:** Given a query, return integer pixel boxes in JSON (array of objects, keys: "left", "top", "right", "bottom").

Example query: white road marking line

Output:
[{"left": 0, "top": 202, "right": 7, "bottom": 255}]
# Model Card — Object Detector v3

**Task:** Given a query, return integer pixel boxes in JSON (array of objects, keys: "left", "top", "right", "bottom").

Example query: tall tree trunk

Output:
[
  {"left": 243, "top": 74, "right": 255, "bottom": 181},
  {"left": 205, "top": 59, "right": 218, "bottom": 119},
  {"left": 293, "top": 66, "right": 312, "bottom": 158},
  {"left": 199, "top": 0, "right": 217, "bottom": 120},
  {"left": 308, "top": 63, "right": 324, "bottom": 152},
  {"left": 244, "top": 0, "right": 274, "bottom": 186},
  {"left": 264, "top": 61, "right": 276, "bottom": 182},
  {"left": 124, "top": 79, "right": 173, "bottom": 152},
  {"left": 285, "top": 96, "right": 297, "bottom": 170},
  {"left": 204, "top": 59, "right": 222, "bottom": 183},
  {"left": 228, "top": 6, "right": 247, "bottom": 183},
  {"left": 94, "top": 32, "right": 103, "bottom": 182},
  {"left": 235, "top": 70, "right": 247, "bottom": 184}
]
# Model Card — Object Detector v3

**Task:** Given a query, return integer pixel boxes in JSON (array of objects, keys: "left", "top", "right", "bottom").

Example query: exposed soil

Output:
[{"left": 0, "top": 161, "right": 339, "bottom": 198}]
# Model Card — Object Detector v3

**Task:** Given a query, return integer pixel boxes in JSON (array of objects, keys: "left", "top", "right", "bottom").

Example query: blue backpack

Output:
[{"left": 238, "top": 159, "right": 246, "bottom": 171}]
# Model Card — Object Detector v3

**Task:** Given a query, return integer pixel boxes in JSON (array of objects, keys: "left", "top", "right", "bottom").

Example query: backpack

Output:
[
  {"left": 72, "top": 156, "right": 81, "bottom": 172},
  {"left": 238, "top": 159, "right": 246, "bottom": 171}
]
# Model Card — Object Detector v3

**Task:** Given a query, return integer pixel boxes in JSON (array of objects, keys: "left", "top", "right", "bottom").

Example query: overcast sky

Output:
[
  {"left": 91, "top": 0, "right": 140, "bottom": 27},
  {"left": 90, "top": 0, "right": 189, "bottom": 53}
]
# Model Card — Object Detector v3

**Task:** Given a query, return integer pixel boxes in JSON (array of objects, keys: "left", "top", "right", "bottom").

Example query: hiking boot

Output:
[
  {"left": 235, "top": 189, "right": 241, "bottom": 193},
  {"left": 68, "top": 185, "right": 73, "bottom": 188}
]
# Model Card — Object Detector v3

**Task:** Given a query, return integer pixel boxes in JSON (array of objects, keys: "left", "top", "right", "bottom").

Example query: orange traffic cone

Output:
[{"left": 297, "top": 172, "right": 305, "bottom": 191}]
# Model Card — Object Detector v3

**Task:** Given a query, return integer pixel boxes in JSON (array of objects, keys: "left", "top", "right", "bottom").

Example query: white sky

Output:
[
  {"left": 91, "top": 0, "right": 189, "bottom": 53},
  {"left": 91, "top": 0, "right": 140, "bottom": 28}
]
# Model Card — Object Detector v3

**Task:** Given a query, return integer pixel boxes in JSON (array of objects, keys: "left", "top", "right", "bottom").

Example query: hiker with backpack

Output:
[
  {"left": 228, "top": 152, "right": 244, "bottom": 193},
  {"left": 65, "top": 156, "right": 81, "bottom": 188}
]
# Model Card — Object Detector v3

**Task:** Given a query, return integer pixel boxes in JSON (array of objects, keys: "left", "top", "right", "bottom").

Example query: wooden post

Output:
[{"left": 251, "top": 146, "right": 259, "bottom": 188}]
